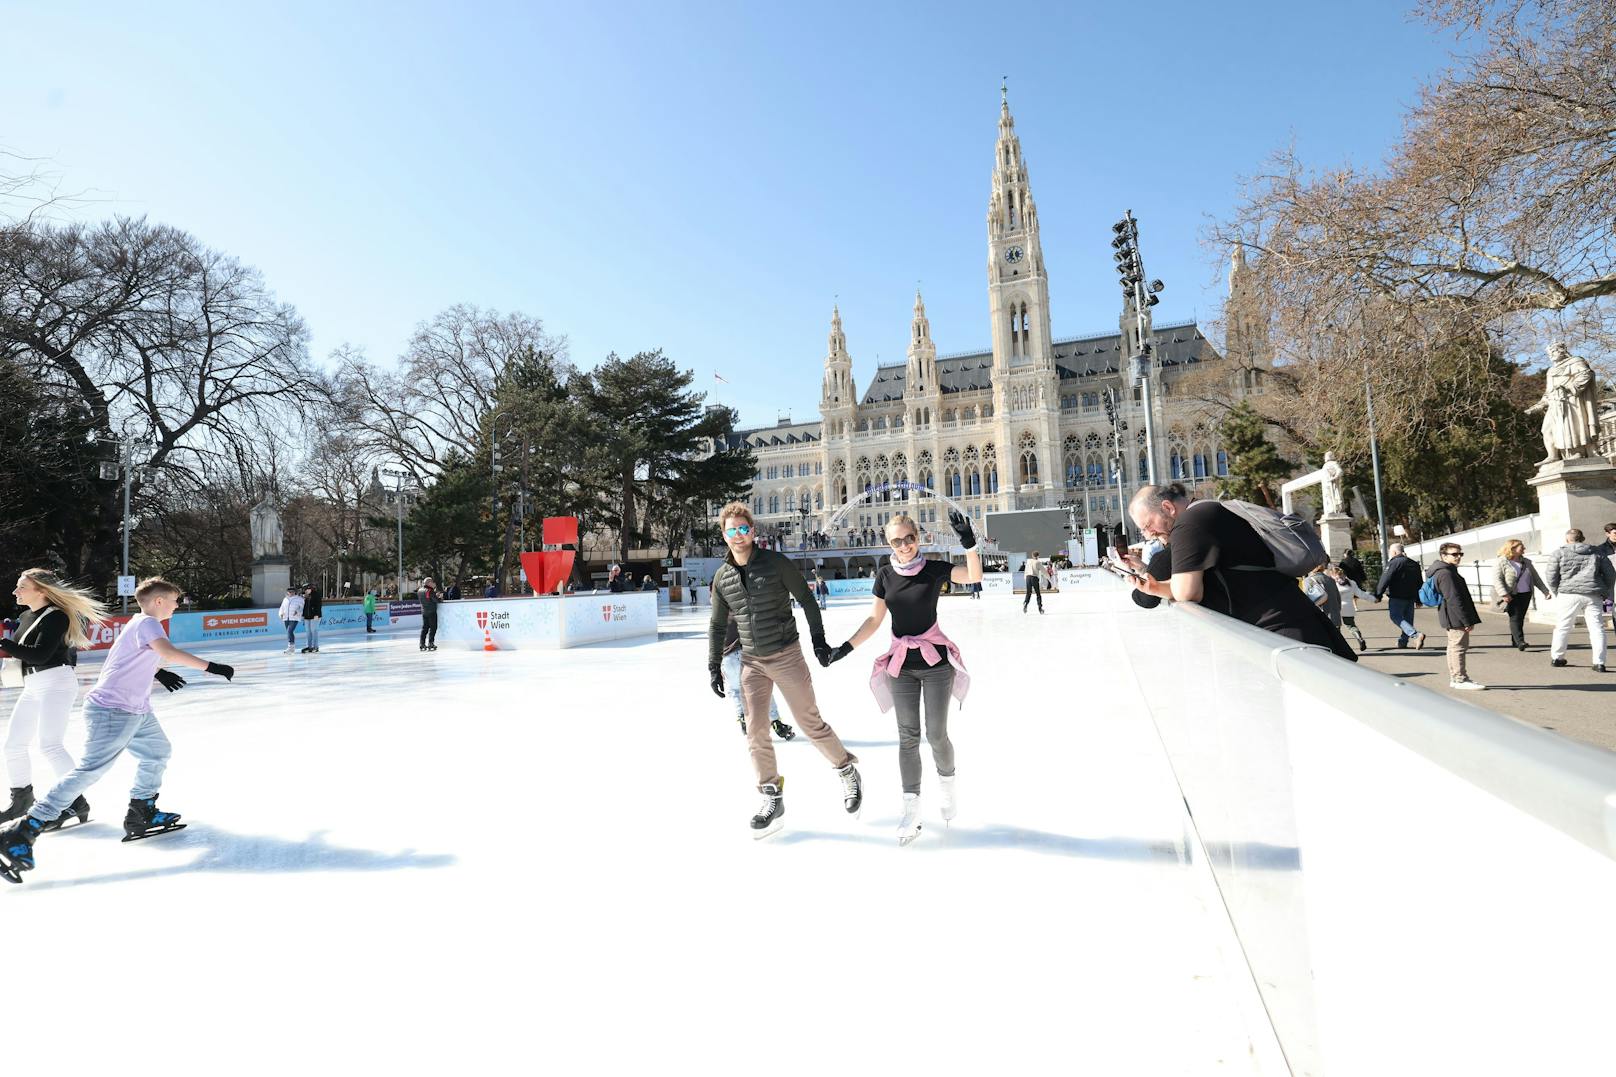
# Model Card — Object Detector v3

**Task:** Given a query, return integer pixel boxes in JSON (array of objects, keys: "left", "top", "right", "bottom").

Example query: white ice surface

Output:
[{"left": 6, "top": 593, "right": 1266, "bottom": 1075}]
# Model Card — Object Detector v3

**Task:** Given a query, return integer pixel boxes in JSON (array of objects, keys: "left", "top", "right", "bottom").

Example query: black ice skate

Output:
[
  {"left": 771, "top": 719, "right": 796, "bottom": 740},
  {"left": 751, "top": 780, "right": 784, "bottom": 839},
  {"left": 0, "top": 816, "right": 44, "bottom": 884},
  {"left": 38, "top": 795, "right": 90, "bottom": 833},
  {"left": 122, "top": 796, "right": 187, "bottom": 843},
  {"left": 838, "top": 762, "right": 863, "bottom": 817},
  {"left": 737, "top": 715, "right": 748, "bottom": 735},
  {"left": 0, "top": 785, "right": 34, "bottom": 825}
]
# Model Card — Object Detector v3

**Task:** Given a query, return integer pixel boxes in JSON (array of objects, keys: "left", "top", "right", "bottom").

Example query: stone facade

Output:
[{"left": 725, "top": 91, "right": 1268, "bottom": 542}]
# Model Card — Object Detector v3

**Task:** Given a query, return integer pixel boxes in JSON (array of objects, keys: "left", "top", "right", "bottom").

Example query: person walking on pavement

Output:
[
  {"left": 1338, "top": 549, "right": 1368, "bottom": 591},
  {"left": 1375, "top": 542, "right": 1425, "bottom": 650},
  {"left": 706, "top": 502, "right": 861, "bottom": 838},
  {"left": 1326, "top": 563, "right": 1375, "bottom": 652},
  {"left": 278, "top": 586, "right": 303, "bottom": 653},
  {"left": 419, "top": 577, "right": 441, "bottom": 651},
  {"left": 1426, "top": 543, "right": 1486, "bottom": 690},
  {"left": 1303, "top": 561, "right": 1347, "bottom": 642},
  {"left": 1492, "top": 539, "right": 1551, "bottom": 651},
  {"left": 1544, "top": 528, "right": 1615, "bottom": 672},
  {"left": 301, "top": 584, "right": 323, "bottom": 653},
  {"left": 1022, "top": 551, "right": 1045, "bottom": 614}
]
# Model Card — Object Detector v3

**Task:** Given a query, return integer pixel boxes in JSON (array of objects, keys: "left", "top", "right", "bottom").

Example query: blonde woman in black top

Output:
[{"left": 0, "top": 569, "right": 108, "bottom": 826}]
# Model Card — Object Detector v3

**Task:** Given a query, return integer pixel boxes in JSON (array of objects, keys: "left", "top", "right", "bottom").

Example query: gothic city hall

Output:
[{"left": 729, "top": 90, "right": 1266, "bottom": 542}]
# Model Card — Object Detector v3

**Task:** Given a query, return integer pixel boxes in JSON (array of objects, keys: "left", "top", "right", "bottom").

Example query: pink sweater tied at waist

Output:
[{"left": 869, "top": 621, "right": 971, "bottom": 713}]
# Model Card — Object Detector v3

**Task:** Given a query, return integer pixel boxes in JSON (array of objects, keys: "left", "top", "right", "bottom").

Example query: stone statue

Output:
[
  {"left": 1320, "top": 451, "right": 1345, "bottom": 515},
  {"left": 250, "top": 497, "right": 284, "bottom": 559},
  {"left": 1526, "top": 341, "right": 1600, "bottom": 463}
]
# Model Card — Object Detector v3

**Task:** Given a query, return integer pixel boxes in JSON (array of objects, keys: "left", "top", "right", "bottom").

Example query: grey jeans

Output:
[{"left": 889, "top": 663, "right": 956, "bottom": 794}]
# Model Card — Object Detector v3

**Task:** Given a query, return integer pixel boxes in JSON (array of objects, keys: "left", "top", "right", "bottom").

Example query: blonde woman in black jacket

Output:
[{"left": 0, "top": 569, "right": 108, "bottom": 826}]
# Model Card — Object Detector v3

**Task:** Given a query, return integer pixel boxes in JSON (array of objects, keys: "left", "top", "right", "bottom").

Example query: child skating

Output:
[{"left": 0, "top": 577, "right": 235, "bottom": 885}]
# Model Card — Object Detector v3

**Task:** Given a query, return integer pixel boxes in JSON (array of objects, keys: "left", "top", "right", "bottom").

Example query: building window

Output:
[
  {"left": 1216, "top": 450, "right": 1229, "bottom": 476},
  {"left": 1170, "top": 451, "right": 1183, "bottom": 481},
  {"left": 1193, "top": 452, "right": 1207, "bottom": 478}
]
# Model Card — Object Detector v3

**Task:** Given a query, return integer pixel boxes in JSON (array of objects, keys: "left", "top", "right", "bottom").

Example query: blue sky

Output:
[{"left": 1, "top": 1, "right": 1464, "bottom": 429}]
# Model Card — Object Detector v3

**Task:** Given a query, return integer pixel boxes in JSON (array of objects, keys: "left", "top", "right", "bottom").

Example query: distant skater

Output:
[{"left": 1022, "top": 551, "right": 1045, "bottom": 614}]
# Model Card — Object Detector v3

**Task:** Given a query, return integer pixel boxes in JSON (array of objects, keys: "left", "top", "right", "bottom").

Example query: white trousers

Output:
[
  {"left": 1551, "top": 593, "right": 1608, "bottom": 665},
  {"left": 3, "top": 664, "right": 81, "bottom": 787}
]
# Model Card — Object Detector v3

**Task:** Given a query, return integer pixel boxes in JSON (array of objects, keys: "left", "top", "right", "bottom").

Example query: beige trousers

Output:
[
  {"left": 1446, "top": 627, "right": 1472, "bottom": 682},
  {"left": 740, "top": 641, "right": 855, "bottom": 789}
]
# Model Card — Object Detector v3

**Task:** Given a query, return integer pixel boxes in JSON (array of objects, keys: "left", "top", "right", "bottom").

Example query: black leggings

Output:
[
  {"left": 420, "top": 619, "right": 438, "bottom": 648},
  {"left": 1505, "top": 592, "right": 1533, "bottom": 647},
  {"left": 1023, "top": 578, "right": 1043, "bottom": 611}
]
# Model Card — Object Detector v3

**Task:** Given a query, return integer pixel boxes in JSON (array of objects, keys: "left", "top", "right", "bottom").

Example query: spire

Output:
[
  {"left": 827, "top": 304, "right": 848, "bottom": 361},
  {"left": 911, "top": 289, "right": 930, "bottom": 345},
  {"left": 989, "top": 84, "right": 1034, "bottom": 239}
]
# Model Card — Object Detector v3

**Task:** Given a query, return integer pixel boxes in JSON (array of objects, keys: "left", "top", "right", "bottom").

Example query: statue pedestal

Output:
[
  {"left": 1318, "top": 513, "right": 1354, "bottom": 560},
  {"left": 251, "top": 557, "right": 291, "bottom": 608},
  {"left": 1527, "top": 458, "right": 1616, "bottom": 553}
]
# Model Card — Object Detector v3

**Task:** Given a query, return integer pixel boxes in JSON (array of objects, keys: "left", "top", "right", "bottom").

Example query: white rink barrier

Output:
[
  {"left": 435, "top": 592, "right": 657, "bottom": 649},
  {"left": 1114, "top": 577, "right": 1616, "bottom": 1075},
  {"left": 1055, "top": 567, "right": 1109, "bottom": 591}
]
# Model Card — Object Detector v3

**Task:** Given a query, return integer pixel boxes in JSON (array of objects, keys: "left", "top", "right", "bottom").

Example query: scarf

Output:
[{"left": 889, "top": 553, "right": 927, "bottom": 577}]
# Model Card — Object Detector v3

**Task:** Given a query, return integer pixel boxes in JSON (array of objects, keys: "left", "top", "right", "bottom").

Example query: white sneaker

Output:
[
  {"left": 1450, "top": 679, "right": 1487, "bottom": 690},
  {"left": 939, "top": 774, "right": 957, "bottom": 823},
  {"left": 897, "top": 792, "right": 922, "bottom": 846}
]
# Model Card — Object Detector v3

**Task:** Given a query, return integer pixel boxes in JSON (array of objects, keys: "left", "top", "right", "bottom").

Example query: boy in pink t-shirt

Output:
[{"left": 0, "top": 577, "right": 235, "bottom": 884}]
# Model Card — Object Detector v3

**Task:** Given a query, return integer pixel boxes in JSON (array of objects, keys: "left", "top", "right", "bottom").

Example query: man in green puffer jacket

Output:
[{"left": 707, "top": 501, "right": 861, "bottom": 838}]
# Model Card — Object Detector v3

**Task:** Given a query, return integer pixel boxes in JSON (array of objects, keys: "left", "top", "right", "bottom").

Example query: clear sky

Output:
[{"left": 1, "top": 0, "right": 1464, "bottom": 430}]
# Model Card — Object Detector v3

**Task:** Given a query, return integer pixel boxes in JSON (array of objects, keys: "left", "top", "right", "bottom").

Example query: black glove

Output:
[
  {"left": 827, "top": 641, "right": 854, "bottom": 665},
  {"left": 811, "top": 634, "right": 833, "bottom": 667},
  {"left": 709, "top": 664, "right": 725, "bottom": 698},
  {"left": 948, "top": 508, "right": 977, "bottom": 550},
  {"left": 205, "top": 661, "right": 235, "bottom": 682},
  {"left": 153, "top": 669, "right": 187, "bottom": 693}
]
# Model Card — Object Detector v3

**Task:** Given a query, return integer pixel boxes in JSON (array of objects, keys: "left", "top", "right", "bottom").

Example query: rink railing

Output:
[{"left": 1118, "top": 588, "right": 1616, "bottom": 1076}]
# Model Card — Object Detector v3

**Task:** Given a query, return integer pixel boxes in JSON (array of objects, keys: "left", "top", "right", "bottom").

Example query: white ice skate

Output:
[
  {"left": 939, "top": 774, "right": 957, "bottom": 824},
  {"left": 898, "top": 792, "right": 922, "bottom": 846}
]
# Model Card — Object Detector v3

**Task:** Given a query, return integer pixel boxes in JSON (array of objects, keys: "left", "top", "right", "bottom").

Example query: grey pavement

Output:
[{"left": 1353, "top": 602, "right": 1616, "bottom": 753}]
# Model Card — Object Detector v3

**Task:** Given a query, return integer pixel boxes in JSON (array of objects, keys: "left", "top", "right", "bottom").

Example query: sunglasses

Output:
[
  {"left": 1444, "top": 550, "right": 1463, "bottom": 557},
  {"left": 723, "top": 525, "right": 753, "bottom": 538},
  {"left": 889, "top": 533, "right": 918, "bottom": 548}
]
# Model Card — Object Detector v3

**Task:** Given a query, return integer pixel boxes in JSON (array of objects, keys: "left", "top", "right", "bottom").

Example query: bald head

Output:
[
  {"left": 1130, "top": 482, "right": 1192, "bottom": 540},
  {"left": 1388, "top": 543, "right": 1405, "bottom": 557}
]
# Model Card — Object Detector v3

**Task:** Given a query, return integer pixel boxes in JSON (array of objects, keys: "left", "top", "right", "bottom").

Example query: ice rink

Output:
[{"left": 5, "top": 589, "right": 1274, "bottom": 1075}]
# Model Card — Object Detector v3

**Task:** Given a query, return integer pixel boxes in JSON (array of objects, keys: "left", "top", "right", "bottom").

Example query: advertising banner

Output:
[
  {"left": 437, "top": 599, "right": 559, "bottom": 650},
  {"left": 561, "top": 592, "right": 657, "bottom": 647},
  {"left": 169, "top": 610, "right": 274, "bottom": 643},
  {"left": 387, "top": 601, "right": 422, "bottom": 621},
  {"left": 826, "top": 579, "right": 875, "bottom": 596},
  {"left": 980, "top": 573, "right": 1012, "bottom": 594},
  {"left": 1056, "top": 568, "right": 1109, "bottom": 591},
  {"left": 85, "top": 614, "right": 170, "bottom": 652}
]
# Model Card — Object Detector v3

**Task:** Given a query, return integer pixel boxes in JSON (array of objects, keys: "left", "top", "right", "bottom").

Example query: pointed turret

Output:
[
  {"left": 905, "top": 290, "right": 938, "bottom": 397},
  {"left": 821, "top": 305, "right": 854, "bottom": 415}
]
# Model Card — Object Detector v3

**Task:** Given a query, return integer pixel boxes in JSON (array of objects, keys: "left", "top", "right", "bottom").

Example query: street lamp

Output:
[
  {"left": 1111, "top": 211, "right": 1164, "bottom": 486},
  {"left": 1102, "top": 386, "right": 1129, "bottom": 538},
  {"left": 98, "top": 434, "right": 156, "bottom": 612},
  {"left": 795, "top": 503, "right": 814, "bottom": 551},
  {"left": 380, "top": 467, "right": 416, "bottom": 597}
]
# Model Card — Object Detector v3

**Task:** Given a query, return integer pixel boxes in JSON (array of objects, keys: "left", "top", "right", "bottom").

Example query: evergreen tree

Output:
[
  {"left": 582, "top": 350, "right": 755, "bottom": 562},
  {"left": 1216, "top": 401, "right": 1295, "bottom": 507}
]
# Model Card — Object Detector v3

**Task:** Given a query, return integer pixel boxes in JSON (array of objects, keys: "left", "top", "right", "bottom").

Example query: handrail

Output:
[{"left": 1167, "top": 600, "right": 1616, "bottom": 861}]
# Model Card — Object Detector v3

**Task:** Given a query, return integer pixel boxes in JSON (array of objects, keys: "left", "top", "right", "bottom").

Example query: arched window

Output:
[
  {"left": 768, "top": 495, "right": 779, "bottom": 515},
  {"left": 1193, "top": 452, "right": 1208, "bottom": 479},
  {"left": 967, "top": 466, "right": 981, "bottom": 496},
  {"left": 1064, "top": 451, "right": 1080, "bottom": 487},
  {"left": 986, "top": 464, "right": 999, "bottom": 494},
  {"left": 1138, "top": 451, "right": 1149, "bottom": 482},
  {"left": 945, "top": 467, "right": 962, "bottom": 499},
  {"left": 1216, "top": 450, "right": 1229, "bottom": 476},
  {"left": 784, "top": 491, "right": 796, "bottom": 512},
  {"left": 1018, "top": 449, "right": 1038, "bottom": 486},
  {"left": 815, "top": 489, "right": 824, "bottom": 509},
  {"left": 1170, "top": 450, "right": 1183, "bottom": 481},
  {"left": 754, "top": 496, "right": 763, "bottom": 514}
]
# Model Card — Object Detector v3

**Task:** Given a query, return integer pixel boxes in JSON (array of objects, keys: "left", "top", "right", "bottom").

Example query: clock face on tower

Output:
[{"left": 1004, "top": 246, "right": 1024, "bottom": 264}]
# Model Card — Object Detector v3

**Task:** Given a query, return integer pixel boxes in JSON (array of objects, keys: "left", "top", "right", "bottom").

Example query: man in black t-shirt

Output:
[{"left": 1125, "top": 484, "right": 1356, "bottom": 661}]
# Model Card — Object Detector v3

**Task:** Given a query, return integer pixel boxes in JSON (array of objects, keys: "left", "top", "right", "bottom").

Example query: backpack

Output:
[
  {"left": 1418, "top": 574, "right": 1443, "bottom": 608},
  {"left": 1218, "top": 500, "right": 1330, "bottom": 578}
]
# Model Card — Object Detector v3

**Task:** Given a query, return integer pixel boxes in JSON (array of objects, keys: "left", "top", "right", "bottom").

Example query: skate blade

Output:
[
  {"left": 121, "top": 823, "right": 187, "bottom": 843},
  {"left": 0, "top": 853, "right": 27, "bottom": 883},
  {"left": 751, "top": 820, "right": 784, "bottom": 840},
  {"left": 898, "top": 826, "right": 922, "bottom": 847}
]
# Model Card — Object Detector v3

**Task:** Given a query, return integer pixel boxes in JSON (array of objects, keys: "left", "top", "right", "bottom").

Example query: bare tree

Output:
[
  {"left": 330, "top": 305, "right": 568, "bottom": 482},
  {"left": 0, "top": 216, "right": 316, "bottom": 582}
]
